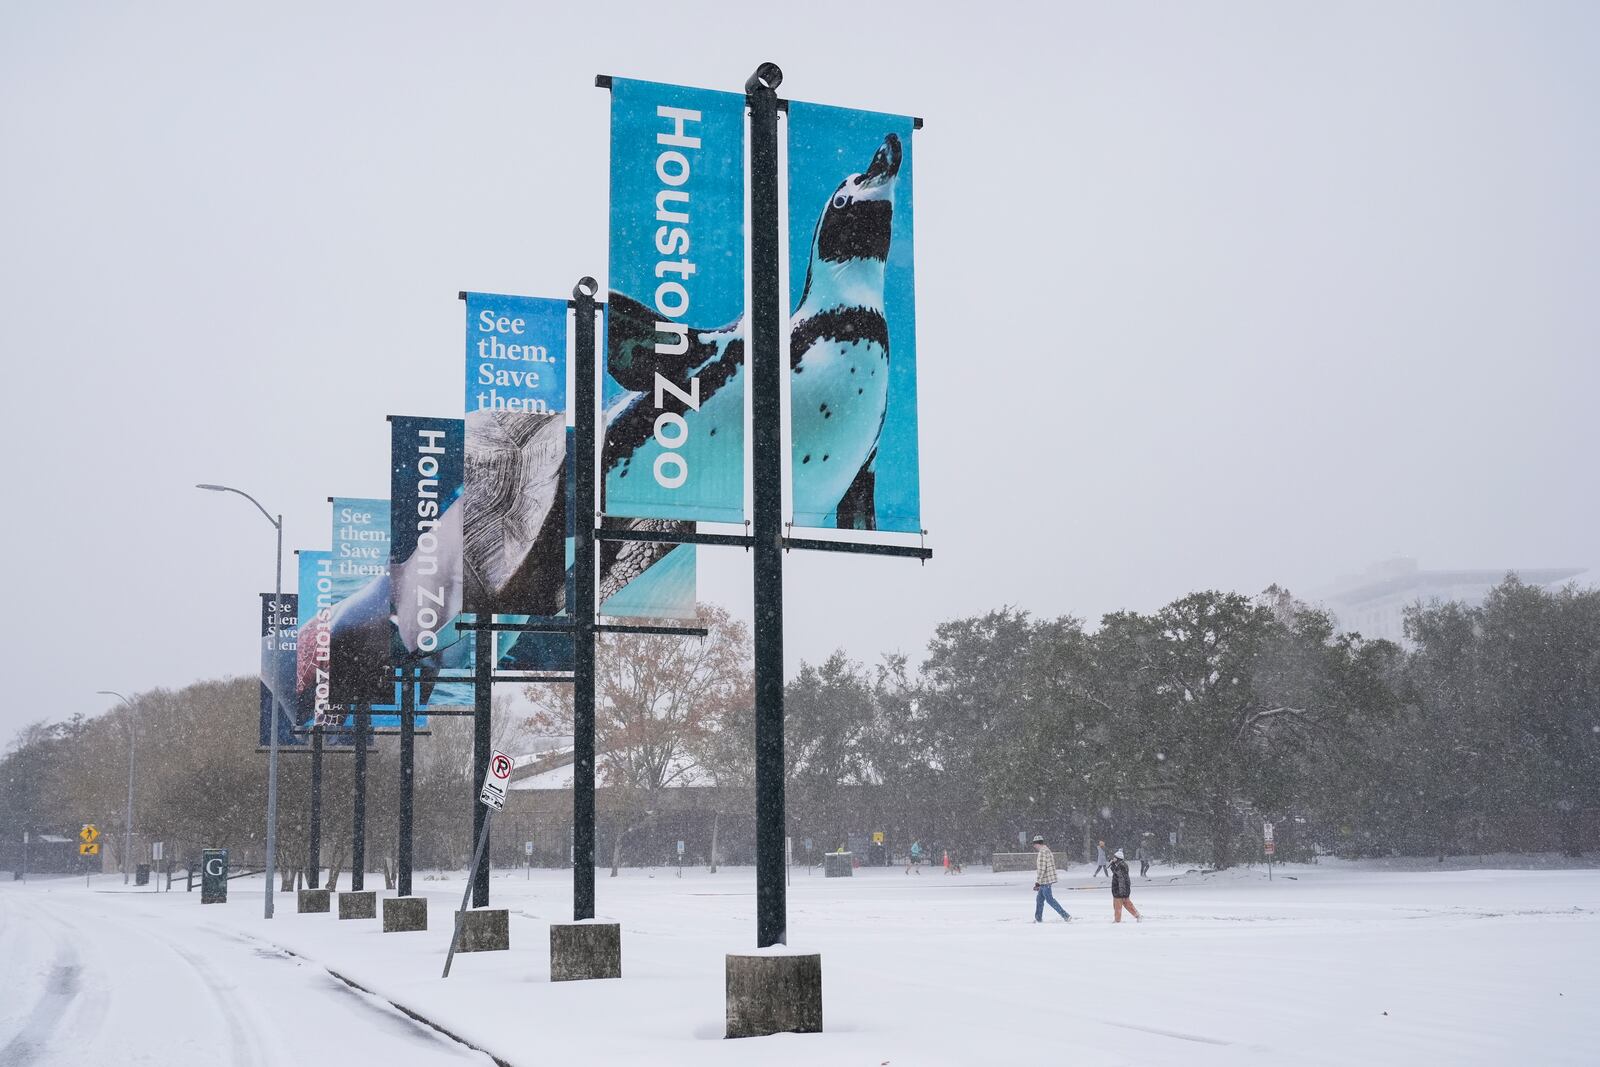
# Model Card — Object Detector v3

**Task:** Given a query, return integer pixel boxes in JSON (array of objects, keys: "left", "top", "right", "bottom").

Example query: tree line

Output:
[
  {"left": 776, "top": 578, "right": 1598, "bottom": 866},
  {"left": 3, "top": 576, "right": 1595, "bottom": 875}
]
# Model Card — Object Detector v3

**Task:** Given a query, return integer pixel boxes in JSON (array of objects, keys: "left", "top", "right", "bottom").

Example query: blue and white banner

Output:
[
  {"left": 259, "top": 592, "right": 301, "bottom": 748},
  {"left": 787, "top": 103, "right": 921, "bottom": 533},
  {"left": 463, "top": 295, "right": 569, "bottom": 619},
  {"left": 600, "top": 540, "right": 695, "bottom": 620},
  {"left": 294, "top": 550, "right": 337, "bottom": 729},
  {"left": 327, "top": 497, "right": 393, "bottom": 707},
  {"left": 602, "top": 78, "right": 746, "bottom": 524},
  {"left": 391, "top": 416, "right": 469, "bottom": 711},
  {"left": 464, "top": 293, "right": 567, "bottom": 415}
]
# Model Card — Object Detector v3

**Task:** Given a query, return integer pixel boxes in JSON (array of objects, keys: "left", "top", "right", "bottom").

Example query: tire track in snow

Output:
[
  {"left": 207, "top": 926, "right": 503, "bottom": 1066},
  {"left": 0, "top": 906, "right": 109, "bottom": 1067},
  {"left": 165, "top": 942, "right": 267, "bottom": 1067}
]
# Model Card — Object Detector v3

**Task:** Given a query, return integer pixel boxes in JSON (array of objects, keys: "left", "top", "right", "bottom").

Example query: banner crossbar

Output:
[{"left": 592, "top": 73, "right": 924, "bottom": 128}]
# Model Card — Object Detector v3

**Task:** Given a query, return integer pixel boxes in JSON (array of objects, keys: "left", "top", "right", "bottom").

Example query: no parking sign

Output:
[{"left": 479, "top": 750, "right": 513, "bottom": 810}]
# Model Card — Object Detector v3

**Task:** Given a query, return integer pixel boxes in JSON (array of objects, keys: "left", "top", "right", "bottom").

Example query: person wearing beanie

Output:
[
  {"left": 1030, "top": 835, "right": 1072, "bottom": 923},
  {"left": 1109, "top": 848, "right": 1141, "bottom": 922}
]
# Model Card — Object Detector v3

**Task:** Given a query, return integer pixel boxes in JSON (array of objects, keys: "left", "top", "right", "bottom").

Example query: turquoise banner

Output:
[
  {"left": 461, "top": 294, "right": 569, "bottom": 619},
  {"left": 328, "top": 497, "right": 393, "bottom": 707},
  {"left": 602, "top": 77, "right": 746, "bottom": 524},
  {"left": 463, "top": 292, "right": 567, "bottom": 415},
  {"left": 787, "top": 102, "right": 921, "bottom": 533}
]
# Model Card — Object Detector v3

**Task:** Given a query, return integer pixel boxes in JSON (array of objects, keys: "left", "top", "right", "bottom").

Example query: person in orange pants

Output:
[{"left": 1109, "top": 849, "right": 1142, "bottom": 922}]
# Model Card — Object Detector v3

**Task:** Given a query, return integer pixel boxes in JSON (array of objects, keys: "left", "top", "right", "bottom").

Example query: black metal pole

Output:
[
  {"left": 471, "top": 622, "right": 493, "bottom": 907},
  {"left": 352, "top": 706, "right": 368, "bottom": 892},
  {"left": 746, "top": 61, "right": 787, "bottom": 949},
  {"left": 572, "top": 277, "right": 599, "bottom": 920},
  {"left": 308, "top": 726, "right": 323, "bottom": 889},
  {"left": 398, "top": 668, "right": 415, "bottom": 897}
]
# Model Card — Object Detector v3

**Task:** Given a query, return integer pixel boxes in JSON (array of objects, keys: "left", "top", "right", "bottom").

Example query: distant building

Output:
[{"left": 1315, "top": 557, "right": 1587, "bottom": 644}]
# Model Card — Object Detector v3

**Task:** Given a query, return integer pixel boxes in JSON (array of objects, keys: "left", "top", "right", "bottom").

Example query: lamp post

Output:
[
  {"left": 96, "top": 689, "right": 135, "bottom": 883},
  {"left": 197, "top": 482, "right": 284, "bottom": 919}
]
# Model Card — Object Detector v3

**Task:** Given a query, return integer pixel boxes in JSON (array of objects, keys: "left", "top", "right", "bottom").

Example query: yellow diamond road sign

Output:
[
  {"left": 80, "top": 842, "right": 100, "bottom": 856},
  {"left": 80, "top": 824, "right": 100, "bottom": 844}
]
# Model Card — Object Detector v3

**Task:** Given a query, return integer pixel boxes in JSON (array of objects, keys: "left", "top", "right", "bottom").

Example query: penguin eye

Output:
[{"left": 832, "top": 193, "right": 849, "bottom": 210}]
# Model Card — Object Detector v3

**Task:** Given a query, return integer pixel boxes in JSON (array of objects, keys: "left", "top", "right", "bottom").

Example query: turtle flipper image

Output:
[{"left": 463, "top": 408, "right": 568, "bottom": 617}]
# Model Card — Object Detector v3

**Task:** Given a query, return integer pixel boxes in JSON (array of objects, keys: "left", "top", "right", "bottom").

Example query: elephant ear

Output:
[{"left": 605, "top": 291, "right": 718, "bottom": 393}]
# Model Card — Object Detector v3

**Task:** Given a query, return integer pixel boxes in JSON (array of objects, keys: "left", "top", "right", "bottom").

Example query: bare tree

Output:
[{"left": 524, "top": 603, "right": 751, "bottom": 870}]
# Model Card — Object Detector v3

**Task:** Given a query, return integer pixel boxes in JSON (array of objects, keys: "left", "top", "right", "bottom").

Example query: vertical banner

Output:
[
  {"left": 462, "top": 294, "right": 569, "bottom": 618},
  {"left": 464, "top": 293, "right": 567, "bottom": 414},
  {"left": 390, "top": 415, "right": 470, "bottom": 710},
  {"left": 259, "top": 592, "right": 301, "bottom": 748},
  {"left": 602, "top": 78, "right": 746, "bottom": 524},
  {"left": 294, "top": 550, "right": 337, "bottom": 729},
  {"left": 600, "top": 538, "right": 695, "bottom": 619},
  {"left": 328, "top": 497, "right": 394, "bottom": 706},
  {"left": 786, "top": 103, "right": 921, "bottom": 532},
  {"left": 495, "top": 427, "right": 577, "bottom": 672}
]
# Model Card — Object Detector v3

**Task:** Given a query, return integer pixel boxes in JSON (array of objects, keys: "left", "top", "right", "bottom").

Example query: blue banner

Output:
[
  {"left": 259, "top": 592, "right": 301, "bottom": 748},
  {"left": 464, "top": 293, "right": 567, "bottom": 415},
  {"left": 391, "top": 416, "right": 469, "bottom": 710},
  {"left": 462, "top": 293, "right": 569, "bottom": 619},
  {"left": 600, "top": 540, "right": 695, "bottom": 620},
  {"left": 787, "top": 103, "right": 921, "bottom": 532},
  {"left": 602, "top": 77, "right": 746, "bottom": 524},
  {"left": 328, "top": 497, "right": 393, "bottom": 707}
]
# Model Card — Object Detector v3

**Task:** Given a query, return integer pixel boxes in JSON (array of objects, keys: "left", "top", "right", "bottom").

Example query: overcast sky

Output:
[{"left": 2, "top": 2, "right": 1597, "bottom": 745}]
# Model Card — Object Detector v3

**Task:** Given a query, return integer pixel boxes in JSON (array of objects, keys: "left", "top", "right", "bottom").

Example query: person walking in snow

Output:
[
  {"left": 1136, "top": 842, "right": 1150, "bottom": 879},
  {"left": 1093, "top": 839, "right": 1108, "bottom": 877},
  {"left": 906, "top": 840, "right": 923, "bottom": 874},
  {"left": 1110, "top": 848, "right": 1141, "bottom": 923},
  {"left": 1031, "top": 835, "right": 1072, "bottom": 923}
]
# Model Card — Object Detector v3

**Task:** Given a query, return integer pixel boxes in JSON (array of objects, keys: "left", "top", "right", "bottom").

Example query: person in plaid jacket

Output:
[{"left": 1031, "top": 835, "right": 1072, "bottom": 923}]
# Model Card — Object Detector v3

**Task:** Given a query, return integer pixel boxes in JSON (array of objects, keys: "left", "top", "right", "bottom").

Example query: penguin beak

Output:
[{"left": 860, "top": 133, "right": 901, "bottom": 187}]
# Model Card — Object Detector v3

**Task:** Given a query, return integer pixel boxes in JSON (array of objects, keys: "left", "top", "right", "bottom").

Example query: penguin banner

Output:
[
  {"left": 787, "top": 103, "right": 922, "bottom": 533},
  {"left": 390, "top": 415, "right": 471, "bottom": 711},
  {"left": 258, "top": 592, "right": 304, "bottom": 748},
  {"left": 327, "top": 497, "right": 398, "bottom": 717},
  {"left": 462, "top": 293, "right": 569, "bottom": 620}
]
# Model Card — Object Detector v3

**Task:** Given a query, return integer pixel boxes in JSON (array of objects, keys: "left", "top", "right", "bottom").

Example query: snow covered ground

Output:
[{"left": 3, "top": 858, "right": 1596, "bottom": 1065}]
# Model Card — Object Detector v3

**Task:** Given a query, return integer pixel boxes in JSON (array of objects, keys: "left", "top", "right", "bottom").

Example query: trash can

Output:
[{"left": 135, "top": 863, "right": 150, "bottom": 886}]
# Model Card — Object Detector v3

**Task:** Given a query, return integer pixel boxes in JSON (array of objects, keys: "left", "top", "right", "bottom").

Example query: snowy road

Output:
[
  {"left": 0, "top": 884, "right": 493, "bottom": 1066},
  {"left": 3, "top": 860, "right": 1597, "bottom": 1065}
]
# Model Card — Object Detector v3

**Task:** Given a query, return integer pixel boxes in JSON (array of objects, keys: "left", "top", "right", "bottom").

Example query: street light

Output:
[
  {"left": 198, "top": 482, "right": 284, "bottom": 919},
  {"left": 96, "top": 689, "right": 135, "bottom": 883}
]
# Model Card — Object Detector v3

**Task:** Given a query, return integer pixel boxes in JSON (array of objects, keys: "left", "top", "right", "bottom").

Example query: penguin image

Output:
[
  {"left": 598, "top": 129, "right": 904, "bottom": 596},
  {"left": 788, "top": 131, "right": 902, "bottom": 530}
]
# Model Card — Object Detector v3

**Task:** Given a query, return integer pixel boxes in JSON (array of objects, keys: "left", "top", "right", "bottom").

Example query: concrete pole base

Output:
[
  {"left": 725, "top": 952, "right": 823, "bottom": 1038},
  {"left": 337, "top": 890, "right": 376, "bottom": 919},
  {"left": 296, "top": 888, "right": 331, "bottom": 913},
  {"left": 549, "top": 922, "right": 621, "bottom": 981},
  {"left": 455, "top": 908, "right": 510, "bottom": 952},
  {"left": 382, "top": 895, "right": 428, "bottom": 932}
]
